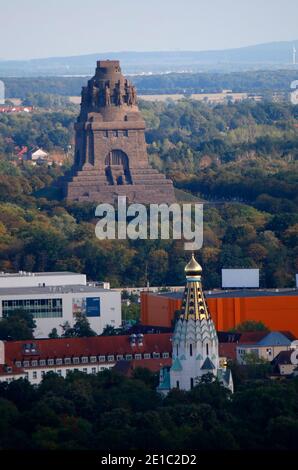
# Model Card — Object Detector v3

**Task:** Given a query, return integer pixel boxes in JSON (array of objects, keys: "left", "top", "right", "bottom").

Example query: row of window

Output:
[
  {"left": 238, "top": 348, "right": 260, "bottom": 356},
  {"left": 28, "top": 366, "right": 108, "bottom": 380},
  {"left": 103, "top": 130, "right": 129, "bottom": 138},
  {"left": 2, "top": 298, "right": 63, "bottom": 318},
  {"left": 15, "top": 351, "right": 170, "bottom": 368}
]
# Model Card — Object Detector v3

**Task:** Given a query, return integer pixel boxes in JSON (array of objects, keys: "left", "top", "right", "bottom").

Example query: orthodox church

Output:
[{"left": 157, "top": 254, "right": 234, "bottom": 394}]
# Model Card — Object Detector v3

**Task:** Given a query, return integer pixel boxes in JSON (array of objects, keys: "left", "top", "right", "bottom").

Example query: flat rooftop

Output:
[
  {"left": 158, "top": 289, "right": 298, "bottom": 300},
  {"left": 0, "top": 285, "right": 110, "bottom": 296},
  {"left": 0, "top": 271, "right": 82, "bottom": 278}
]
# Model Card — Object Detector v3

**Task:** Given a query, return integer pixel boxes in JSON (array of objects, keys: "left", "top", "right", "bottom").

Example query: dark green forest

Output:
[
  {"left": 0, "top": 99, "right": 297, "bottom": 288},
  {"left": 0, "top": 370, "right": 298, "bottom": 450},
  {"left": 2, "top": 69, "right": 298, "bottom": 98}
]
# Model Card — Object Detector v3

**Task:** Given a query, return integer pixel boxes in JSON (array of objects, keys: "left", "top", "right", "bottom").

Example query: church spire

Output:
[
  {"left": 180, "top": 253, "right": 210, "bottom": 322},
  {"left": 157, "top": 254, "right": 234, "bottom": 394},
  {"left": 184, "top": 252, "right": 202, "bottom": 277}
]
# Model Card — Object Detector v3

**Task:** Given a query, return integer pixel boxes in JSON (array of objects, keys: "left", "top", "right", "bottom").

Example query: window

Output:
[
  {"left": 162, "top": 352, "right": 169, "bottom": 359},
  {"left": 134, "top": 354, "right": 142, "bottom": 360},
  {"left": 108, "top": 355, "right": 115, "bottom": 362},
  {"left": 2, "top": 298, "right": 63, "bottom": 319},
  {"left": 73, "top": 357, "right": 80, "bottom": 364},
  {"left": 116, "top": 355, "right": 124, "bottom": 361},
  {"left": 123, "top": 130, "right": 128, "bottom": 137},
  {"left": 176, "top": 381, "right": 180, "bottom": 389},
  {"left": 31, "top": 360, "right": 38, "bottom": 367},
  {"left": 98, "top": 355, "right": 106, "bottom": 362},
  {"left": 176, "top": 345, "right": 179, "bottom": 356},
  {"left": 190, "top": 378, "right": 194, "bottom": 389},
  {"left": 83, "top": 368, "right": 88, "bottom": 373},
  {"left": 64, "top": 358, "right": 71, "bottom": 365},
  {"left": 15, "top": 361, "right": 21, "bottom": 368},
  {"left": 56, "top": 358, "right": 62, "bottom": 365},
  {"left": 23, "top": 361, "right": 30, "bottom": 367},
  {"left": 90, "top": 356, "right": 97, "bottom": 363},
  {"left": 190, "top": 344, "right": 193, "bottom": 357},
  {"left": 57, "top": 370, "right": 62, "bottom": 376},
  {"left": 144, "top": 353, "right": 151, "bottom": 359},
  {"left": 48, "top": 359, "right": 54, "bottom": 366},
  {"left": 33, "top": 371, "right": 37, "bottom": 379},
  {"left": 41, "top": 371, "right": 46, "bottom": 377},
  {"left": 153, "top": 352, "right": 160, "bottom": 359},
  {"left": 206, "top": 344, "right": 209, "bottom": 356},
  {"left": 125, "top": 354, "right": 132, "bottom": 360},
  {"left": 81, "top": 356, "right": 88, "bottom": 363},
  {"left": 104, "top": 130, "right": 109, "bottom": 138},
  {"left": 91, "top": 367, "right": 96, "bottom": 374},
  {"left": 39, "top": 360, "right": 46, "bottom": 367}
]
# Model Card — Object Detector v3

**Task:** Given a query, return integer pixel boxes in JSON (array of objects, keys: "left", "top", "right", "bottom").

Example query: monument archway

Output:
[{"left": 105, "top": 149, "right": 132, "bottom": 185}]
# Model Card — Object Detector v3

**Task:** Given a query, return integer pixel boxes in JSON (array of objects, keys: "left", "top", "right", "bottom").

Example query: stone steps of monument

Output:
[
  {"left": 71, "top": 179, "right": 108, "bottom": 185},
  {"left": 73, "top": 168, "right": 162, "bottom": 177},
  {"left": 67, "top": 185, "right": 174, "bottom": 200},
  {"left": 131, "top": 173, "right": 165, "bottom": 180},
  {"left": 130, "top": 169, "right": 161, "bottom": 175},
  {"left": 74, "top": 172, "right": 106, "bottom": 178},
  {"left": 71, "top": 175, "right": 108, "bottom": 182},
  {"left": 68, "top": 179, "right": 173, "bottom": 188},
  {"left": 69, "top": 175, "right": 172, "bottom": 185},
  {"left": 71, "top": 188, "right": 174, "bottom": 194}
]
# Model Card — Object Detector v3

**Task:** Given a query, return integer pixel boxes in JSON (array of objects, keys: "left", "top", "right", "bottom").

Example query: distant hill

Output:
[{"left": 1, "top": 40, "right": 298, "bottom": 77}]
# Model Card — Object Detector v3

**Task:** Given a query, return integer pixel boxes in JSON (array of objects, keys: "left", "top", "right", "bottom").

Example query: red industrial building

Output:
[{"left": 141, "top": 289, "right": 298, "bottom": 336}]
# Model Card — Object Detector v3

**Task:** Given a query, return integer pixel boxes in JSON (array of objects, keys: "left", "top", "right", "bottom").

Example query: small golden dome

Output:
[{"left": 185, "top": 253, "right": 202, "bottom": 276}]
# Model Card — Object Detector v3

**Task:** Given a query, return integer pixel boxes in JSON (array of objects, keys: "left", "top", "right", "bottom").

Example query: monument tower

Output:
[{"left": 65, "top": 60, "right": 175, "bottom": 204}]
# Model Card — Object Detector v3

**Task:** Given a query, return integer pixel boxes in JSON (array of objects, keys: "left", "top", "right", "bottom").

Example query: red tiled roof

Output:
[
  {"left": 130, "top": 358, "right": 172, "bottom": 372},
  {"left": 219, "top": 343, "right": 237, "bottom": 360},
  {"left": 4, "top": 334, "right": 172, "bottom": 363},
  {"left": 237, "top": 331, "right": 296, "bottom": 345},
  {"left": 0, "top": 364, "right": 25, "bottom": 376},
  {"left": 237, "top": 332, "right": 269, "bottom": 344},
  {"left": 17, "top": 146, "right": 28, "bottom": 157},
  {"left": 0, "top": 106, "right": 33, "bottom": 113},
  {"left": 114, "top": 358, "right": 172, "bottom": 377}
]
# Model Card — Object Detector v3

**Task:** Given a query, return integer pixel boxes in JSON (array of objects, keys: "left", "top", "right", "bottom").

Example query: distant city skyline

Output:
[{"left": 1, "top": 0, "right": 298, "bottom": 60}]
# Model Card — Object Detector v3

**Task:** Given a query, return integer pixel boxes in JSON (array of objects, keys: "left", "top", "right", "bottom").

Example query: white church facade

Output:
[{"left": 157, "top": 254, "right": 234, "bottom": 394}]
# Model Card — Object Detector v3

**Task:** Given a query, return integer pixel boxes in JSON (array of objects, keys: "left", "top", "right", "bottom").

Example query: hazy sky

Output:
[{"left": 1, "top": 0, "right": 298, "bottom": 60}]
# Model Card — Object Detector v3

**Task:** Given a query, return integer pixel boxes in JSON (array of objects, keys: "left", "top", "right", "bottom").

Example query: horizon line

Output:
[{"left": 1, "top": 38, "right": 298, "bottom": 63}]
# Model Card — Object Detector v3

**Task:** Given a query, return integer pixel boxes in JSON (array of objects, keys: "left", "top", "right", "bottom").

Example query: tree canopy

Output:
[{"left": 0, "top": 370, "right": 297, "bottom": 450}]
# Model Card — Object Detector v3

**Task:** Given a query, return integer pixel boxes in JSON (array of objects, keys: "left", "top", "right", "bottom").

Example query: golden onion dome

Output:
[{"left": 185, "top": 253, "right": 202, "bottom": 276}]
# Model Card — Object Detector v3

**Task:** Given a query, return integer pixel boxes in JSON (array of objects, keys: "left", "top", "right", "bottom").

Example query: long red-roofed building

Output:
[
  {"left": 0, "top": 333, "right": 172, "bottom": 384},
  {"left": 1, "top": 329, "right": 295, "bottom": 384}
]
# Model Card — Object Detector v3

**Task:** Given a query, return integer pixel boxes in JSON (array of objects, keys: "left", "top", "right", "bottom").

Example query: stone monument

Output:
[{"left": 65, "top": 60, "right": 175, "bottom": 204}]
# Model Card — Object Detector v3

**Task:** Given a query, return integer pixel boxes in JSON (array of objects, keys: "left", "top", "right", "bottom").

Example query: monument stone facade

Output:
[{"left": 65, "top": 60, "right": 175, "bottom": 204}]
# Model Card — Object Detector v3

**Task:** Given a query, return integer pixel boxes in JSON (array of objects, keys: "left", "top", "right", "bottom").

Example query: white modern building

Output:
[
  {"left": 0, "top": 271, "right": 87, "bottom": 289},
  {"left": 0, "top": 272, "right": 121, "bottom": 338}
]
